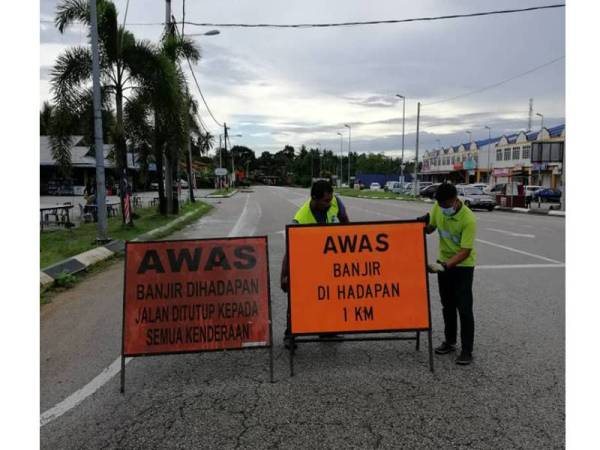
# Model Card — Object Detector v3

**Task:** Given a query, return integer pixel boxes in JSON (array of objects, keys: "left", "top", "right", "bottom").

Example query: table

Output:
[
  {"left": 86, "top": 201, "right": 121, "bottom": 220},
  {"left": 40, "top": 204, "right": 74, "bottom": 230}
]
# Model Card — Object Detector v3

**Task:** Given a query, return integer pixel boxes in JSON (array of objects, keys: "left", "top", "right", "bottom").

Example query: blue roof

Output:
[{"left": 548, "top": 124, "right": 565, "bottom": 137}]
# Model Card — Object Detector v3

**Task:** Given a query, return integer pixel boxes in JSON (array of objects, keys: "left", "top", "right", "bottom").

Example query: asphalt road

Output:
[{"left": 40, "top": 186, "right": 565, "bottom": 449}]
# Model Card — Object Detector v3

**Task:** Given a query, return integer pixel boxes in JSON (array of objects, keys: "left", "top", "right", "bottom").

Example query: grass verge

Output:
[
  {"left": 208, "top": 188, "right": 235, "bottom": 196},
  {"left": 336, "top": 187, "right": 419, "bottom": 201},
  {"left": 40, "top": 200, "right": 212, "bottom": 269}
]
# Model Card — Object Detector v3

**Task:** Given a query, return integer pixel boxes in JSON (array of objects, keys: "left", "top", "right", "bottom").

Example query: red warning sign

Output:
[{"left": 122, "top": 237, "right": 272, "bottom": 356}]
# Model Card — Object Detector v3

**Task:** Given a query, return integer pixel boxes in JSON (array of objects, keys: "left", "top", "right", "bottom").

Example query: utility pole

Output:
[
  {"left": 337, "top": 132, "right": 343, "bottom": 186},
  {"left": 345, "top": 124, "right": 351, "bottom": 186},
  {"left": 485, "top": 125, "right": 492, "bottom": 184},
  {"left": 396, "top": 94, "right": 406, "bottom": 182},
  {"left": 90, "top": 0, "right": 108, "bottom": 243},
  {"left": 527, "top": 98, "right": 533, "bottom": 132},
  {"left": 164, "top": 0, "right": 175, "bottom": 213},
  {"left": 413, "top": 102, "right": 421, "bottom": 196},
  {"left": 224, "top": 123, "right": 230, "bottom": 187}
]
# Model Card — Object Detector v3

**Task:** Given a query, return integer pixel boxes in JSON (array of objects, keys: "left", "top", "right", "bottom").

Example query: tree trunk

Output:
[
  {"left": 165, "top": 149, "right": 173, "bottom": 214},
  {"left": 186, "top": 137, "right": 195, "bottom": 203}
]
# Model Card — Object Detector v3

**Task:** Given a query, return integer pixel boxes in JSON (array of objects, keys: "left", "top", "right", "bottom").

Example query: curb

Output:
[
  {"left": 495, "top": 206, "right": 565, "bottom": 216},
  {"left": 205, "top": 189, "right": 238, "bottom": 198},
  {"left": 40, "top": 209, "right": 205, "bottom": 289}
]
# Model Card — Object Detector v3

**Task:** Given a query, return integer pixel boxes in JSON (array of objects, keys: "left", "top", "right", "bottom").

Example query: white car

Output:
[
  {"left": 369, "top": 182, "right": 381, "bottom": 191},
  {"left": 457, "top": 186, "right": 496, "bottom": 211}
]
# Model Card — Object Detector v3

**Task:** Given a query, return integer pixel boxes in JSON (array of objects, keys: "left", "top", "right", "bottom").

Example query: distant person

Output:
[
  {"left": 280, "top": 180, "right": 350, "bottom": 348},
  {"left": 418, "top": 182, "right": 477, "bottom": 365}
]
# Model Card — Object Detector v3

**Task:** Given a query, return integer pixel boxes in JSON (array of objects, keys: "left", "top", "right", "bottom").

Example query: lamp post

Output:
[
  {"left": 536, "top": 112, "right": 544, "bottom": 130},
  {"left": 336, "top": 132, "right": 343, "bottom": 186},
  {"left": 344, "top": 124, "right": 351, "bottom": 186},
  {"left": 229, "top": 133, "right": 242, "bottom": 186},
  {"left": 396, "top": 94, "right": 406, "bottom": 182},
  {"left": 413, "top": 102, "right": 421, "bottom": 196},
  {"left": 484, "top": 125, "right": 492, "bottom": 183},
  {"left": 466, "top": 130, "right": 472, "bottom": 143}
]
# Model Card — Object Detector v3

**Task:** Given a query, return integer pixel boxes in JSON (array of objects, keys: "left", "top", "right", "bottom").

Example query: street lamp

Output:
[
  {"left": 536, "top": 112, "right": 544, "bottom": 130},
  {"left": 337, "top": 132, "right": 343, "bottom": 185},
  {"left": 315, "top": 142, "right": 321, "bottom": 177},
  {"left": 396, "top": 94, "right": 406, "bottom": 182},
  {"left": 484, "top": 125, "right": 492, "bottom": 183},
  {"left": 466, "top": 130, "right": 472, "bottom": 143},
  {"left": 230, "top": 133, "right": 242, "bottom": 185},
  {"left": 344, "top": 124, "right": 351, "bottom": 186}
]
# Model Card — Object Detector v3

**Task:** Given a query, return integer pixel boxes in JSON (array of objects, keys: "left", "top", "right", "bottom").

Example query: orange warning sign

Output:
[
  {"left": 122, "top": 237, "right": 272, "bottom": 356},
  {"left": 287, "top": 221, "right": 430, "bottom": 334}
]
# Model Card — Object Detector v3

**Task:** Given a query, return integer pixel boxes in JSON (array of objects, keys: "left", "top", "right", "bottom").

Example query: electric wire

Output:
[
  {"left": 423, "top": 55, "right": 565, "bottom": 106},
  {"left": 40, "top": 4, "right": 565, "bottom": 28}
]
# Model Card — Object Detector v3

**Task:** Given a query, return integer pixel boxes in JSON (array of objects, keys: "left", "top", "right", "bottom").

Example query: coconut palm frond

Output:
[
  {"left": 55, "top": 0, "right": 89, "bottom": 33},
  {"left": 50, "top": 46, "right": 93, "bottom": 106}
]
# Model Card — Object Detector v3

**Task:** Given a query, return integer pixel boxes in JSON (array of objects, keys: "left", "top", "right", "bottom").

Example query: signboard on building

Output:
[
  {"left": 453, "top": 162, "right": 464, "bottom": 170},
  {"left": 493, "top": 168, "right": 510, "bottom": 177},
  {"left": 214, "top": 168, "right": 228, "bottom": 176},
  {"left": 463, "top": 159, "right": 476, "bottom": 170}
]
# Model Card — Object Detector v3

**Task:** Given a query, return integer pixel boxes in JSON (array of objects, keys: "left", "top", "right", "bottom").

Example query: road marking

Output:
[
  {"left": 228, "top": 193, "right": 251, "bottom": 237},
  {"left": 486, "top": 228, "right": 536, "bottom": 238},
  {"left": 41, "top": 194, "right": 259, "bottom": 428},
  {"left": 41, "top": 357, "right": 132, "bottom": 427},
  {"left": 476, "top": 263, "right": 564, "bottom": 269},
  {"left": 476, "top": 238, "right": 563, "bottom": 264}
]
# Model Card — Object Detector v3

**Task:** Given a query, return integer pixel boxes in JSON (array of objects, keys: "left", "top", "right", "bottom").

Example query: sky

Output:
[{"left": 39, "top": 0, "right": 565, "bottom": 159}]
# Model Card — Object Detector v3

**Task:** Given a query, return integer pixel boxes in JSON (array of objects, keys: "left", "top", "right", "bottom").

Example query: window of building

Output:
[
  {"left": 496, "top": 149, "right": 502, "bottom": 161},
  {"left": 512, "top": 147, "right": 520, "bottom": 160},
  {"left": 541, "top": 143, "right": 551, "bottom": 161},
  {"left": 522, "top": 145, "right": 531, "bottom": 159},
  {"left": 550, "top": 142, "right": 563, "bottom": 161},
  {"left": 504, "top": 148, "right": 511, "bottom": 160}
]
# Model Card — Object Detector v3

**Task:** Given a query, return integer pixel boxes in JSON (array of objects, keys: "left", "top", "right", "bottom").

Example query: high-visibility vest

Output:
[{"left": 293, "top": 195, "right": 340, "bottom": 224}]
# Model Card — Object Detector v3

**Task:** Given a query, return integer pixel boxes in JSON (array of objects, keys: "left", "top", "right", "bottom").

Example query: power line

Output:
[
  {"left": 39, "top": 4, "right": 564, "bottom": 29},
  {"left": 424, "top": 55, "right": 565, "bottom": 106},
  {"left": 172, "top": 20, "right": 224, "bottom": 129},
  {"left": 180, "top": 4, "right": 564, "bottom": 29}
]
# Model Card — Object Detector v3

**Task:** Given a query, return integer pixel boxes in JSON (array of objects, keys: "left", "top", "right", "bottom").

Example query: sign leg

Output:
[
  {"left": 269, "top": 345, "right": 274, "bottom": 383},
  {"left": 427, "top": 329, "right": 434, "bottom": 373},
  {"left": 289, "top": 336, "right": 295, "bottom": 377},
  {"left": 416, "top": 331, "right": 420, "bottom": 351},
  {"left": 120, "top": 355, "right": 126, "bottom": 393}
]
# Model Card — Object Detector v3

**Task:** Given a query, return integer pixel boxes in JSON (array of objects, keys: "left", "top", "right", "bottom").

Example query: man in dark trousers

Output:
[
  {"left": 420, "top": 182, "right": 477, "bottom": 365},
  {"left": 280, "top": 180, "right": 350, "bottom": 348}
]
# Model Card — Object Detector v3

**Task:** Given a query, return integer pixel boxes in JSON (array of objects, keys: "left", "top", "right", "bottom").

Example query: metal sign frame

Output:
[
  {"left": 285, "top": 219, "right": 434, "bottom": 376},
  {"left": 120, "top": 236, "right": 274, "bottom": 393}
]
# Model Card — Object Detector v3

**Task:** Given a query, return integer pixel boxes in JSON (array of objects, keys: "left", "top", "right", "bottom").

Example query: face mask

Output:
[{"left": 441, "top": 206, "right": 455, "bottom": 216}]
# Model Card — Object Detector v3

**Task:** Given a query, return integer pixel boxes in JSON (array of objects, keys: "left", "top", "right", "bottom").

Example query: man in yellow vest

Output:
[
  {"left": 419, "top": 182, "right": 477, "bottom": 365},
  {"left": 280, "top": 180, "right": 350, "bottom": 348}
]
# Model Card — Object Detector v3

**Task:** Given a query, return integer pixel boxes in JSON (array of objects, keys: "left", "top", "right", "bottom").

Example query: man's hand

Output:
[
  {"left": 427, "top": 262, "right": 446, "bottom": 273},
  {"left": 416, "top": 213, "right": 430, "bottom": 224},
  {"left": 281, "top": 275, "right": 289, "bottom": 293}
]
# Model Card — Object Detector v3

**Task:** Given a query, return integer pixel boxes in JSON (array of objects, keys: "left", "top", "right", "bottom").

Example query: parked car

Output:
[
  {"left": 488, "top": 183, "right": 507, "bottom": 195},
  {"left": 419, "top": 183, "right": 442, "bottom": 199},
  {"left": 384, "top": 181, "right": 396, "bottom": 191},
  {"left": 369, "top": 182, "right": 381, "bottom": 191},
  {"left": 532, "top": 188, "right": 561, "bottom": 203},
  {"left": 524, "top": 185, "right": 543, "bottom": 197},
  {"left": 388, "top": 182, "right": 403, "bottom": 194},
  {"left": 468, "top": 183, "right": 490, "bottom": 193},
  {"left": 457, "top": 186, "right": 496, "bottom": 211}
]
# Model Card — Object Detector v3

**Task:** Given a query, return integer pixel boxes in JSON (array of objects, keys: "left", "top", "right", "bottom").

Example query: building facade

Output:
[{"left": 421, "top": 124, "right": 565, "bottom": 189}]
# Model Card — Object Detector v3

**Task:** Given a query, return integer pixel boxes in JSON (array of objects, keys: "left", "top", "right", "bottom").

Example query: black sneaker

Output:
[
  {"left": 455, "top": 352, "right": 473, "bottom": 365},
  {"left": 434, "top": 342, "right": 456, "bottom": 355}
]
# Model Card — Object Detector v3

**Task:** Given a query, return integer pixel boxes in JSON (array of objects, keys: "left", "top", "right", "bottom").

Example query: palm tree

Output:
[
  {"left": 50, "top": 0, "right": 155, "bottom": 223},
  {"left": 199, "top": 131, "right": 215, "bottom": 156}
]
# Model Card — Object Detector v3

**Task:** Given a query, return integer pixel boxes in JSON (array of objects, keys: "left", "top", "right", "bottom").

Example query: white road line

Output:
[
  {"left": 228, "top": 193, "right": 251, "bottom": 237},
  {"left": 41, "top": 357, "right": 133, "bottom": 427},
  {"left": 486, "top": 228, "right": 536, "bottom": 238},
  {"left": 42, "top": 194, "right": 258, "bottom": 428},
  {"left": 476, "top": 238, "right": 563, "bottom": 264},
  {"left": 476, "top": 263, "right": 564, "bottom": 269}
]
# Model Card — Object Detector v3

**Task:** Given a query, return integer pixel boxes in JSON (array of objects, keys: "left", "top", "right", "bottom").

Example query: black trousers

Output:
[{"left": 437, "top": 267, "right": 475, "bottom": 354}]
